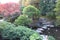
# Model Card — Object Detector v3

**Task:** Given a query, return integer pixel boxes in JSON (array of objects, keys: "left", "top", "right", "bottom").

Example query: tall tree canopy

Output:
[{"left": 39, "top": 0, "right": 56, "bottom": 16}]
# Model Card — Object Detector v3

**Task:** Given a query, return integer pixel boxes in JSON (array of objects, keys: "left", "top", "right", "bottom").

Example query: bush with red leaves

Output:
[
  {"left": 0, "top": 2, "right": 20, "bottom": 17},
  {"left": 0, "top": 2, "right": 20, "bottom": 22}
]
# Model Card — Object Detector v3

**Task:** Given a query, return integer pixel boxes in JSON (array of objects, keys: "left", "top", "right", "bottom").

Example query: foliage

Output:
[
  {"left": 0, "top": 2, "right": 20, "bottom": 17},
  {"left": 0, "top": 21, "right": 15, "bottom": 32},
  {"left": 48, "top": 36, "right": 55, "bottom": 40},
  {"left": 39, "top": 0, "right": 56, "bottom": 16},
  {"left": 21, "top": 6, "right": 25, "bottom": 12},
  {"left": 14, "top": 15, "right": 32, "bottom": 26},
  {"left": 30, "top": 0, "right": 40, "bottom": 8},
  {"left": 0, "top": 2, "right": 20, "bottom": 23},
  {"left": 46, "top": 12, "right": 56, "bottom": 20},
  {"left": 1, "top": 26, "right": 42, "bottom": 40},
  {"left": 21, "top": 0, "right": 31, "bottom": 6},
  {"left": 30, "top": 33, "right": 42, "bottom": 40},
  {"left": 54, "top": 0, "right": 60, "bottom": 26},
  {"left": 22, "top": 5, "right": 40, "bottom": 18},
  {"left": 4, "top": 12, "right": 20, "bottom": 23},
  {"left": 55, "top": 16, "right": 60, "bottom": 26},
  {"left": 54, "top": 0, "right": 60, "bottom": 16}
]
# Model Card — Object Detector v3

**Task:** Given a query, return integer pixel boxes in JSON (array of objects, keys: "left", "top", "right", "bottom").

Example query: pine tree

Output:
[{"left": 39, "top": 0, "right": 56, "bottom": 16}]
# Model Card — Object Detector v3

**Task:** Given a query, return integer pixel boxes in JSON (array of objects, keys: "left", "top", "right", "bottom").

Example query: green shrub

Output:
[
  {"left": 2, "top": 26, "right": 42, "bottom": 40},
  {"left": 48, "top": 36, "right": 55, "bottom": 40},
  {"left": 30, "top": 33, "right": 43, "bottom": 40},
  {"left": 55, "top": 16, "right": 60, "bottom": 26},
  {"left": 0, "top": 21, "right": 15, "bottom": 32},
  {"left": 14, "top": 15, "right": 32, "bottom": 26},
  {"left": 22, "top": 5, "right": 40, "bottom": 19}
]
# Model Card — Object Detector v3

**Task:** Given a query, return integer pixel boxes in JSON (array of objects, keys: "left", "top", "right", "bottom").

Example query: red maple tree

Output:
[{"left": 0, "top": 2, "right": 20, "bottom": 17}]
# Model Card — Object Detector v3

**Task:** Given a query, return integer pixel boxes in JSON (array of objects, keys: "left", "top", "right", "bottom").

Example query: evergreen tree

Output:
[
  {"left": 54, "top": 0, "right": 60, "bottom": 16},
  {"left": 39, "top": 0, "right": 56, "bottom": 16}
]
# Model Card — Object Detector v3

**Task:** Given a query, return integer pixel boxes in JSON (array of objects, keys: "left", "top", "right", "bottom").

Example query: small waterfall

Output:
[
  {"left": 0, "top": 19, "right": 4, "bottom": 21},
  {"left": 41, "top": 35, "right": 48, "bottom": 40}
]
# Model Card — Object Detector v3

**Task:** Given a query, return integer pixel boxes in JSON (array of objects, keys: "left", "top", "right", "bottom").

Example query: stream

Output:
[{"left": 35, "top": 17, "right": 54, "bottom": 40}]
